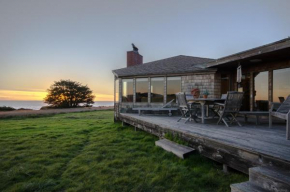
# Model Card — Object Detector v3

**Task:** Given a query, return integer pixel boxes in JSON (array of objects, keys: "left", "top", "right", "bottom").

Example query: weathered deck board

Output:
[
  {"left": 120, "top": 113, "right": 290, "bottom": 173},
  {"left": 122, "top": 114, "right": 290, "bottom": 161}
]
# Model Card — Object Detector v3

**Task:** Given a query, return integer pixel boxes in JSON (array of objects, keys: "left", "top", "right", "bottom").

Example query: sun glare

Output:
[
  {"left": 95, "top": 93, "right": 114, "bottom": 101},
  {"left": 0, "top": 90, "right": 47, "bottom": 101},
  {"left": 0, "top": 89, "right": 113, "bottom": 101}
]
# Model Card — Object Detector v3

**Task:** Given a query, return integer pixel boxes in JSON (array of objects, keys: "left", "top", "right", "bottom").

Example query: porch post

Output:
[
  {"left": 114, "top": 76, "right": 116, "bottom": 104},
  {"left": 133, "top": 78, "right": 136, "bottom": 104},
  {"left": 250, "top": 72, "right": 254, "bottom": 111},
  {"left": 164, "top": 76, "right": 167, "bottom": 104},
  {"left": 268, "top": 70, "right": 273, "bottom": 109},
  {"left": 148, "top": 77, "right": 151, "bottom": 105},
  {"left": 114, "top": 76, "right": 117, "bottom": 122},
  {"left": 119, "top": 78, "right": 122, "bottom": 103}
]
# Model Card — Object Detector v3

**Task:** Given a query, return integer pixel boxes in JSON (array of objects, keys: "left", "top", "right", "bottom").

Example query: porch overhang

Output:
[{"left": 207, "top": 37, "right": 290, "bottom": 69}]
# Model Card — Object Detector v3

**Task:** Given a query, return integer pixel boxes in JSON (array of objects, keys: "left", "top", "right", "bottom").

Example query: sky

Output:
[{"left": 0, "top": 0, "right": 290, "bottom": 101}]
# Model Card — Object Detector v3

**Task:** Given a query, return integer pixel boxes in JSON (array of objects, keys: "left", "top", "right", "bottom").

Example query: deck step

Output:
[
  {"left": 249, "top": 166, "right": 290, "bottom": 192},
  {"left": 155, "top": 139, "right": 195, "bottom": 159},
  {"left": 231, "top": 182, "right": 267, "bottom": 192}
]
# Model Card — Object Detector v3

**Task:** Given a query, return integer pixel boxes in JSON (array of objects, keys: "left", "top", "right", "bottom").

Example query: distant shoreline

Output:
[
  {"left": 0, "top": 106, "right": 113, "bottom": 118},
  {"left": 0, "top": 100, "right": 114, "bottom": 110}
]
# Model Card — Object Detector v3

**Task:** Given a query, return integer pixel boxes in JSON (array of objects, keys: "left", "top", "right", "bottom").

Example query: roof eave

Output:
[
  {"left": 113, "top": 68, "right": 217, "bottom": 78},
  {"left": 112, "top": 71, "right": 118, "bottom": 78},
  {"left": 206, "top": 37, "right": 290, "bottom": 68}
]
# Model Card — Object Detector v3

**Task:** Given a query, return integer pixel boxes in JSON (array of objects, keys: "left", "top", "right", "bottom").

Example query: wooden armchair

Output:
[
  {"left": 216, "top": 91, "right": 244, "bottom": 127},
  {"left": 269, "top": 95, "right": 290, "bottom": 140},
  {"left": 176, "top": 92, "right": 199, "bottom": 123}
]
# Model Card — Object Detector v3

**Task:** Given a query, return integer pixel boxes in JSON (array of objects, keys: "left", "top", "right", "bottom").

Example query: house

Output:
[
  {"left": 112, "top": 39, "right": 290, "bottom": 190},
  {"left": 113, "top": 38, "right": 290, "bottom": 118}
]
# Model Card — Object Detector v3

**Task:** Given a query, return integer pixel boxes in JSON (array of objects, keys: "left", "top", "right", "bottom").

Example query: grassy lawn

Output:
[{"left": 0, "top": 110, "right": 247, "bottom": 192}]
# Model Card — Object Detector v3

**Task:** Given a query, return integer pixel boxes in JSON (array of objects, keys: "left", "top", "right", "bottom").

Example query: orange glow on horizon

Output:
[
  {"left": 94, "top": 93, "right": 114, "bottom": 101},
  {"left": 0, "top": 90, "right": 113, "bottom": 101},
  {"left": 0, "top": 90, "right": 47, "bottom": 101}
]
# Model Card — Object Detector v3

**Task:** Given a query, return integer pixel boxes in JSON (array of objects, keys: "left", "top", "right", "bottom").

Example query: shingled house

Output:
[
  {"left": 113, "top": 38, "right": 290, "bottom": 120},
  {"left": 112, "top": 39, "right": 290, "bottom": 190}
]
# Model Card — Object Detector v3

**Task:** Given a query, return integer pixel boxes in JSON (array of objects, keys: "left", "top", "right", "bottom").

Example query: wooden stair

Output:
[
  {"left": 231, "top": 182, "right": 267, "bottom": 192},
  {"left": 155, "top": 139, "right": 195, "bottom": 159},
  {"left": 231, "top": 166, "right": 290, "bottom": 192}
]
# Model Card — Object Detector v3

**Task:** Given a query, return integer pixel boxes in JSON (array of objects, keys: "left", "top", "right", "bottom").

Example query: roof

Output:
[
  {"left": 207, "top": 37, "right": 290, "bottom": 68},
  {"left": 113, "top": 55, "right": 215, "bottom": 77}
]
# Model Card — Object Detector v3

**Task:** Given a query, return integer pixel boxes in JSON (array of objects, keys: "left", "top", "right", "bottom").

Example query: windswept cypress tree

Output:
[{"left": 44, "top": 80, "right": 95, "bottom": 108}]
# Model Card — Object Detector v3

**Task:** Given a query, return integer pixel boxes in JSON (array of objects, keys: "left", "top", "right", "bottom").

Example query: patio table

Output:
[{"left": 187, "top": 98, "right": 225, "bottom": 124}]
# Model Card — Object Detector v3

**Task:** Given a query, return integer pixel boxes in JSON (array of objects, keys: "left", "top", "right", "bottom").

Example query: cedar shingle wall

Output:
[{"left": 181, "top": 73, "right": 221, "bottom": 98}]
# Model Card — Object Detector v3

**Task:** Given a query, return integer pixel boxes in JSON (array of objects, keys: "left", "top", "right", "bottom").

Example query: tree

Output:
[{"left": 44, "top": 80, "right": 95, "bottom": 108}]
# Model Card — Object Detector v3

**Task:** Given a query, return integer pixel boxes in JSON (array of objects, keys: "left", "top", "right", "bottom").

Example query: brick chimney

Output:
[{"left": 127, "top": 43, "right": 143, "bottom": 67}]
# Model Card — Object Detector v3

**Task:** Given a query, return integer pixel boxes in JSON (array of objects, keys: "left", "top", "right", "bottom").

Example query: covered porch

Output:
[
  {"left": 119, "top": 113, "right": 290, "bottom": 174},
  {"left": 208, "top": 38, "right": 290, "bottom": 111}
]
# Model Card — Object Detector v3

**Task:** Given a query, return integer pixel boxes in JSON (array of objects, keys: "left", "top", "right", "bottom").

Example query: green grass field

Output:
[{"left": 0, "top": 110, "right": 247, "bottom": 192}]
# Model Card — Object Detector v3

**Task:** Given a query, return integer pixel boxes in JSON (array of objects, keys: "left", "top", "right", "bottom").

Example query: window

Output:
[
  {"left": 115, "top": 78, "right": 119, "bottom": 102},
  {"left": 167, "top": 77, "right": 181, "bottom": 102},
  {"left": 254, "top": 71, "right": 268, "bottom": 110},
  {"left": 136, "top": 78, "right": 148, "bottom": 102},
  {"left": 122, "top": 79, "right": 133, "bottom": 102},
  {"left": 273, "top": 68, "right": 290, "bottom": 102},
  {"left": 151, "top": 77, "right": 164, "bottom": 102}
]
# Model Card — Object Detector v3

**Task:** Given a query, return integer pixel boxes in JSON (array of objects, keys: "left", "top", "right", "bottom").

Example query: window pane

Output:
[
  {"left": 115, "top": 79, "right": 119, "bottom": 102},
  {"left": 273, "top": 68, "right": 290, "bottom": 102},
  {"left": 151, "top": 77, "right": 164, "bottom": 103},
  {"left": 254, "top": 71, "right": 268, "bottom": 111},
  {"left": 122, "top": 79, "right": 133, "bottom": 102},
  {"left": 167, "top": 77, "right": 181, "bottom": 102},
  {"left": 136, "top": 78, "right": 148, "bottom": 102}
]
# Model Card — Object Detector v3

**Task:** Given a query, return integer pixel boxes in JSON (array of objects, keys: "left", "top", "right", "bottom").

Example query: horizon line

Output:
[{"left": 0, "top": 100, "right": 114, "bottom": 102}]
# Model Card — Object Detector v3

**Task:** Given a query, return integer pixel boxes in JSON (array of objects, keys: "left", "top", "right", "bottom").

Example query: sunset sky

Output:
[{"left": 1, "top": 0, "right": 290, "bottom": 101}]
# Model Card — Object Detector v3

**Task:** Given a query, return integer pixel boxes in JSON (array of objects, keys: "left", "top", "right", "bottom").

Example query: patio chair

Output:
[
  {"left": 212, "top": 94, "right": 228, "bottom": 118},
  {"left": 176, "top": 92, "right": 200, "bottom": 123},
  {"left": 215, "top": 91, "right": 244, "bottom": 127},
  {"left": 269, "top": 95, "right": 290, "bottom": 140},
  {"left": 221, "top": 94, "right": 227, "bottom": 100},
  {"left": 132, "top": 99, "right": 177, "bottom": 116}
]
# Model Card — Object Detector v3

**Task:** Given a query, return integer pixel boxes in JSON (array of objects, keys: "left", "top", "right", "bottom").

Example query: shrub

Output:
[{"left": 0, "top": 106, "right": 16, "bottom": 111}]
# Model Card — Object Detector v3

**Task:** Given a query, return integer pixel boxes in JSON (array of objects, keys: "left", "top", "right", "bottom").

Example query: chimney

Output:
[{"left": 127, "top": 43, "right": 143, "bottom": 67}]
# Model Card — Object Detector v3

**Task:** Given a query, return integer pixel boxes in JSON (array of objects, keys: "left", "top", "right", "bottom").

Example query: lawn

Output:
[{"left": 0, "top": 110, "right": 247, "bottom": 192}]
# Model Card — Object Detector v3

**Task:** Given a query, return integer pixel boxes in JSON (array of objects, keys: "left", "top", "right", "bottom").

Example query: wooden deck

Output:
[{"left": 119, "top": 113, "right": 290, "bottom": 174}]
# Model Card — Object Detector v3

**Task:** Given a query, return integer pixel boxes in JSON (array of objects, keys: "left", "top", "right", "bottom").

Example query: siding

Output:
[{"left": 181, "top": 73, "right": 221, "bottom": 98}]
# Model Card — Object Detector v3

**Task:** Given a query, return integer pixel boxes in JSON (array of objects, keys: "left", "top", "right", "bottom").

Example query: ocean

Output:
[{"left": 0, "top": 100, "right": 114, "bottom": 110}]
